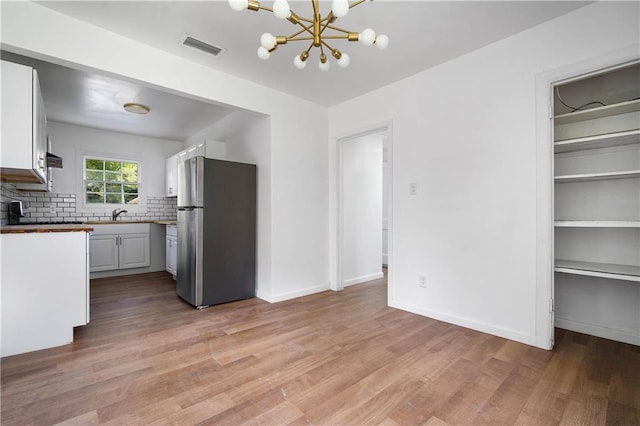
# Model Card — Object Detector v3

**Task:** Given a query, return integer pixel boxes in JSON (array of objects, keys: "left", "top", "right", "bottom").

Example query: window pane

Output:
[
  {"left": 105, "top": 161, "right": 121, "bottom": 172},
  {"left": 86, "top": 159, "right": 104, "bottom": 170},
  {"left": 86, "top": 182, "right": 104, "bottom": 193},
  {"left": 123, "top": 163, "right": 138, "bottom": 182},
  {"left": 124, "top": 194, "right": 139, "bottom": 204},
  {"left": 86, "top": 170, "right": 103, "bottom": 181},
  {"left": 106, "top": 193, "right": 122, "bottom": 204},
  {"left": 106, "top": 183, "right": 122, "bottom": 193},
  {"left": 123, "top": 184, "right": 138, "bottom": 193},
  {"left": 105, "top": 171, "right": 122, "bottom": 182},
  {"left": 86, "top": 193, "right": 104, "bottom": 203},
  {"left": 123, "top": 172, "right": 138, "bottom": 183}
]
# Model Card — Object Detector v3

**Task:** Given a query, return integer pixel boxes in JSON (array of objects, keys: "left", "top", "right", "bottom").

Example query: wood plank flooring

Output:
[{"left": 2, "top": 271, "right": 639, "bottom": 425}]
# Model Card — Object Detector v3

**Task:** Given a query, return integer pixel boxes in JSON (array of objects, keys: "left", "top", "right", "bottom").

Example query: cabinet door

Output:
[
  {"left": 89, "top": 234, "right": 119, "bottom": 272},
  {"left": 32, "top": 69, "right": 47, "bottom": 183},
  {"left": 166, "top": 154, "right": 178, "bottom": 197},
  {"left": 166, "top": 236, "right": 177, "bottom": 276},
  {"left": 119, "top": 233, "right": 150, "bottom": 269},
  {"left": 1, "top": 61, "right": 34, "bottom": 171}
]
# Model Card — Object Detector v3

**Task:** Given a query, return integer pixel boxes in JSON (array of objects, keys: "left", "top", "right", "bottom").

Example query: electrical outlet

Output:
[
  {"left": 49, "top": 205, "right": 56, "bottom": 214},
  {"left": 409, "top": 182, "right": 417, "bottom": 196},
  {"left": 419, "top": 275, "right": 426, "bottom": 288}
]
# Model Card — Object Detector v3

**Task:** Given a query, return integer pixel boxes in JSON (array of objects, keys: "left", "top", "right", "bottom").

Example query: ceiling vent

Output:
[{"left": 181, "top": 35, "right": 225, "bottom": 57}]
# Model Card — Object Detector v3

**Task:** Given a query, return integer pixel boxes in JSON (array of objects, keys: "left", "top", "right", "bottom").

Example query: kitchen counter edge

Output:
[
  {"left": 1, "top": 224, "right": 94, "bottom": 234},
  {"left": 1, "top": 220, "right": 177, "bottom": 234}
]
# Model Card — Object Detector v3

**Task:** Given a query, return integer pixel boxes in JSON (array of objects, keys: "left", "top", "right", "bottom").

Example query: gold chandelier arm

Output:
[
  {"left": 295, "top": 15, "right": 314, "bottom": 24},
  {"left": 324, "top": 24, "right": 354, "bottom": 34},
  {"left": 349, "top": 0, "right": 367, "bottom": 9},
  {"left": 287, "top": 36, "right": 315, "bottom": 42},
  {"left": 317, "top": 35, "right": 351, "bottom": 40},
  {"left": 320, "top": 39, "right": 336, "bottom": 52},
  {"left": 287, "top": 27, "right": 311, "bottom": 40}
]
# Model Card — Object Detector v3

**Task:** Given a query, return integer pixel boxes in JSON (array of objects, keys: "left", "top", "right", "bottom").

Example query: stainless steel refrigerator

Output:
[{"left": 176, "top": 156, "right": 256, "bottom": 308}]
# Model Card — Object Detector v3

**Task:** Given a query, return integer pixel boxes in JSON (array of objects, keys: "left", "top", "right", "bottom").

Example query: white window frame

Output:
[{"left": 76, "top": 151, "right": 146, "bottom": 214}]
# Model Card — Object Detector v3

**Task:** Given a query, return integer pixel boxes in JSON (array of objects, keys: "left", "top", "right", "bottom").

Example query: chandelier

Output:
[{"left": 228, "top": 0, "right": 389, "bottom": 71}]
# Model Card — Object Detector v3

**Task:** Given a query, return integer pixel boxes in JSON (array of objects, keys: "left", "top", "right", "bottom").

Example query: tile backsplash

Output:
[{"left": 1, "top": 181, "right": 176, "bottom": 225}]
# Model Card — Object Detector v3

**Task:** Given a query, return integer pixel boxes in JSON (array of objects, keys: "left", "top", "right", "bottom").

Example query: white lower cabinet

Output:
[
  {"left": 1, "top": 231, "right": 90, "bottom": 357},
  {"left": 166, "top": 225, "right": 177, "bottom": 277},
  {"left": 90, "top": 224, "right": 150, "bottom": 272}
]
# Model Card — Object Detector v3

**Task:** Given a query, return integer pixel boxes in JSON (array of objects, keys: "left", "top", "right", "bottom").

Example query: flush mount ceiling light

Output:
[
  {"left": 123, "top": 103, "right": 150, "bottom": 114},
  {"left": 228, "top": 0, "right": 389, "bottom": 72}
]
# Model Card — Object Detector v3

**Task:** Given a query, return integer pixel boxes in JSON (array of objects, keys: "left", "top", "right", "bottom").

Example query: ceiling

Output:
[
  {"left": 2, "top": 51, "right": 235, "bottom": 142},
  {"left": 4, "top": 1, "right": 592, "bottom": 141}
]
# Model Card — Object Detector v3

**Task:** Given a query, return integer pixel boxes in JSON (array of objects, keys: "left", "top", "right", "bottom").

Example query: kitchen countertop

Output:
[
  {"left": 1, "top": 224, "right": 94, "bottom": 234},
  {"left": 1, "top": 220, "right": 176, "bottom": 234},
  {"left": 85, "top": 220, "right": 176, "bottom": 225}
]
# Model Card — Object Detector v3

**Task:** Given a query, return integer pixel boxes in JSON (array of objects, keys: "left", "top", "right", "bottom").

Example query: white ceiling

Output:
[
  {"left": 5, "top": 1, "right": 592, "bottom": 141},
  {"left": 2, "top": 51, "right": 235, "bottom": 142}
]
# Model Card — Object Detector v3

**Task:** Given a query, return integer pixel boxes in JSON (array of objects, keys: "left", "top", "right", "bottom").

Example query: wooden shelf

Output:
[
  {"left": 554, "top": 129, "right": 640, "bottom": 152},
  {"left": 554, "top": 99, "right": 640, "bottom": 125},
  {"left": 555, "top": 170, "right": 640, "bottom": 183},
  {"left": 554, "top": 221, "right": 640, "bottom": 228},
  {"left": 555, "top": 259, "right": 640, "bottom": 282}
]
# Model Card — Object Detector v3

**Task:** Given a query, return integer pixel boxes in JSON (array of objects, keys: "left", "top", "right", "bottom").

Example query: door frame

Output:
[
  {"left": 333, "top": 120, "right": 393, "bottom": 296},
  {"left": 535, "top": 45, "right": 639, "bottom": 350}
]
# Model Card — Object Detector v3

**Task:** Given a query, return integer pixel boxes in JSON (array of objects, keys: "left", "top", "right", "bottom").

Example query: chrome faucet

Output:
[{"left": 112, "top": 209, "right": 128, "bottom": 221}]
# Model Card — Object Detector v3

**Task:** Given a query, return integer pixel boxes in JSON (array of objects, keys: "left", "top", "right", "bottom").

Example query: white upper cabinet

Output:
[
  {"left": 0, "top": 60, "right": 47, "bottom": 184},
  {"left": 165, "top": 140, "right": 225, "bottom": 197},
  {"left": 165, "top": 153, "right": 178, "bottom": 197}
]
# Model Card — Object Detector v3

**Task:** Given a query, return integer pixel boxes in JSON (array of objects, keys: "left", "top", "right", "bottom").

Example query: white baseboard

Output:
[
  {"left": 343, "top": 271, "right": 384, "bottom": 288},
  {"left": 257, "top": 284, "right": 330, "bottom": 303},
  {"left": 555, "top": 317, "right": 640, "bottom": 346},
  {"left": 390, "top": 300, "right": 540, "bottom": 349}
]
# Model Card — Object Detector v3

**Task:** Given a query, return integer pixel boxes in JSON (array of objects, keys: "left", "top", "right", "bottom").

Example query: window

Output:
[{"left": 84, "top": 157, "right": 140, "bottom": 205}]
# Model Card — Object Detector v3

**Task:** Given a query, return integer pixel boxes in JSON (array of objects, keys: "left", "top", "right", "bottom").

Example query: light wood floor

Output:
[{"left": 1, "top": 272, "right": 639, "bottom": 425}]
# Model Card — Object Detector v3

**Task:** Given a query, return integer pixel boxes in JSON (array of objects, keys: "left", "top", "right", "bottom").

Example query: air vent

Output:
[{"left": 181, "top": 35, "right": 225, "bottom": 57}]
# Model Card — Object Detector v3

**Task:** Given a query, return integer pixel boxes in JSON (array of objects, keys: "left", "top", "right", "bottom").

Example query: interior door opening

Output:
[{"left": 337, "top": 123, "right": 392, "bottom": 293}]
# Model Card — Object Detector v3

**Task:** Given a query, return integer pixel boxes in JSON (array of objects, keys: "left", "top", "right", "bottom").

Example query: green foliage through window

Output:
[{"left": 85, "top": 157, "right": 140, "bottom": 205}]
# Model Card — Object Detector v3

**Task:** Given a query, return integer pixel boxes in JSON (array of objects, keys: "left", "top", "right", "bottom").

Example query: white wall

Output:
[
  {"left": 2, "top": 1, "right": 329, "bottom": 303},
  {"left": 341, "top": 133, "right": 383, "bottom": 287},
  {"left": 49, "top": 121, "right": 183, "bottom": 206},
  {"left": 329, "top": 1, "right": 639, "bottom": 348}
]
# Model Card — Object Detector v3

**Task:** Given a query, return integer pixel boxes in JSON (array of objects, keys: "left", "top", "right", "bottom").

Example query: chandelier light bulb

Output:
[
  {"left": 319, "top": 59, "right": 330, "bottom": 72},
  {"left": 228, "top": 0, "right": 248, "bottom": 11},
  {"left": 260, "top": 33, "right": 277, "bottom": 50},
  {"left": 360, "top": 28, "right": 376, "bottom": 46},
  {"left": 331, "top": 0, "right": 350, "bottom": 18},
  {"left": 273, "top": 0, "right": 291, "bottom": 19},
  {"left": 337, "top": 53, "right": 350, "bottom": 68},
  {"left": 294, "top": 55, "right": 307, "bottom": 70},
  {"left": 375, "top": 34, "right": 389, "bottom": 50},
  {"left": 257, "top": 46, "right": 271, "bottom": 60}
]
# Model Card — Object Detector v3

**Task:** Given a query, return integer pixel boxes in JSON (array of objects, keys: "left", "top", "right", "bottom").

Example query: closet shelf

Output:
[
  {"left": 554, "top": 221, "right": 640, "bottom": 228},
  {"left": 555, "top": 170, "right": 640, "bottom": 182},
  {"left": 555, "top": 259, "right": 640, "bottom": 282},
  {"left": 554, "top": 99, "right": 640, "bottom": 125},
  {"left": 554, "top": 129, "right": 640, "bottom": 152}
]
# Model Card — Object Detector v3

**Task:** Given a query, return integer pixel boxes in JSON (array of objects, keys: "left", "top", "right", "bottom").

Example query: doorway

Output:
[{"left": 337, "top": 123, "right": 392, "bottom": 293}]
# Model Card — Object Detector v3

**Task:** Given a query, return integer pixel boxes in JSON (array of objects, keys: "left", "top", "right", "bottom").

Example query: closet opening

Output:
[{"left": 551, "top": 62, "right": 640, "bottom": 346}]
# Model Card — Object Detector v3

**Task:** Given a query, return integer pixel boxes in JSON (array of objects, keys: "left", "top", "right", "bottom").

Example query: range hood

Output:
[{"left": 46, "top": 152, "right": 63, "bottom": 168}]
